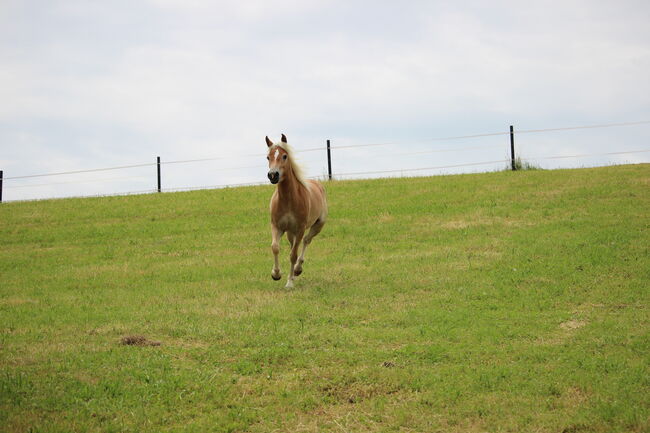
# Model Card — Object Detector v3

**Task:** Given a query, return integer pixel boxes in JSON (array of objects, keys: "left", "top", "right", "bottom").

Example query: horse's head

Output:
[{"left": 265, "top": 134, "right": 290, "bottom": 184}]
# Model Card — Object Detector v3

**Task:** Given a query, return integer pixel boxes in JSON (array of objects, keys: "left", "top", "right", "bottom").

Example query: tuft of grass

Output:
[
  {"left": 1, "top": 164, "right": 649, "bottom": 432},
  {"left": 508, "top": 157, "right": 542, "bottom": 171}
]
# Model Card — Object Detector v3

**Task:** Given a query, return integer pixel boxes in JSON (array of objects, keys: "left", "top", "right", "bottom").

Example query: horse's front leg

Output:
[
  {"left": 271, "top": 224, "right": 283, "bottom": 281},
  {"left": 285, "top": 229, "right": 304, "bottom": 288}
]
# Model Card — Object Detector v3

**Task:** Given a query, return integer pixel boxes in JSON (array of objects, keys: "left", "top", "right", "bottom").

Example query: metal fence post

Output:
[
  {"left": 0, "top": 170, "right": 3, "bottom": 202},
  {"left": 326, "top": 139, "right": 332, "bottom": 180},
  {"left": 510, "top": 125, "right": 516, "bottom": 171},
  {"left": 157, "top": 157, "right": 161, "bottom": 192}
]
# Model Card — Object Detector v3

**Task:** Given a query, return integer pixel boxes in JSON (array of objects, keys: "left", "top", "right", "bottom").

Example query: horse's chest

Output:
[{"left": 276, "top": 212, "right": 298, "bottom": 231}]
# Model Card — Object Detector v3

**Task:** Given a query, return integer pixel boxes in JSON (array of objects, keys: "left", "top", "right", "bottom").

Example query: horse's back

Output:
[{"left": 307, "top": 179, "right": 325, "bottom": 197}]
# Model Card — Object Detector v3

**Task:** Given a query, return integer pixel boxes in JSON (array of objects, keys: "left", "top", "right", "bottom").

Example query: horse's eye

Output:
[
  {"left": 266, "top": 156, "right": 270, "bottom": 160},
  {"left": 283, "top": 154, "right": 287, "bottom": 160}
]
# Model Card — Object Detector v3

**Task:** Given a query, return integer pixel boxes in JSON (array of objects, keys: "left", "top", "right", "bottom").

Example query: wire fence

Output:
[{"left": 2, "top": 120, "right": 650, "bottom": 202}]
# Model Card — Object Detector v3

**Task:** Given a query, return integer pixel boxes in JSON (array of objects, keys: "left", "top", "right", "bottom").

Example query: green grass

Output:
[{"left": 1, "top": 164, "right": 649, "bottom": 433}]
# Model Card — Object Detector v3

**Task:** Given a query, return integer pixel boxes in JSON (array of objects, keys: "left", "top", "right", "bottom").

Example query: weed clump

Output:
[{"left": 120, "top": 335, "right": 161, "bottom": 347}]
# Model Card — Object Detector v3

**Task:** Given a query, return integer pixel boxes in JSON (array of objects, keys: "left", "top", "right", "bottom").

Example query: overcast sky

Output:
[{"left": 1, "top": 0, "right": 649, "bottom": 201}]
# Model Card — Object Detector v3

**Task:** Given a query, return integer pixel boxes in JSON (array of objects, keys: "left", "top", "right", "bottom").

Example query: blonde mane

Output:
[{"left": 275, "top": 142, "right": 308, "bottom": 188}]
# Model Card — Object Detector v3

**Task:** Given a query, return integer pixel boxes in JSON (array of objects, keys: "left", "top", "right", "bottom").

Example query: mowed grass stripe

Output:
[{"left": 1, "top": 164, "right": 648, "bottom": 432}]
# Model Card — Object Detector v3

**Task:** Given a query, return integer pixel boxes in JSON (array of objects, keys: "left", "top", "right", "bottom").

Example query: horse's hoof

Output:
[
  {"left": 285, "top": 280, "right": 294, "bottom": 289},
  {"left": 294, "top": 260, "right": 304, "bottom": 276},
  {"left": 272, "top": 275, "right": 281, "bottom": 281},
  {"left": 271, "top": 270, "right": 281, "bottom": 280}
]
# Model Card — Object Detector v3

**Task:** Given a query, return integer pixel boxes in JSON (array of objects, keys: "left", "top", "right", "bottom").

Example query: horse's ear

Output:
[
  {"left": 281, "top": 134, "right": 287, "bottom": 143},
  {"left": 265, "top": 136, "right": 273, "bottom": 147}
]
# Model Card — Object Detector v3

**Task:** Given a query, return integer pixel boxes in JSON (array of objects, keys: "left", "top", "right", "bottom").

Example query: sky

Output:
[{"left": 1, "top": 0, "right": 649, "bottom": 201}]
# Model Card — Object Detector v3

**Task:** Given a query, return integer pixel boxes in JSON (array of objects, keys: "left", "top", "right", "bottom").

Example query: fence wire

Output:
[
  {"left": 4, "top": 162, "right": 157, "bottom": 180},
  {"left": 332, "top": 160, "right": 511, "bottom": 178},
  {"left": 2, "top": 120, "right": 649, "bottom": 201},
  {"left": 4, "top": 175, "right": 150, "bottom": 190},
  {"left": 515, "top": 120, "right": 650, "bottom": 135},
  {"left": 328, "top": 120, "right": 650, "bottom": 150},
  {"left": 521, "top": 149, "right": 650, "bottom": 161}
]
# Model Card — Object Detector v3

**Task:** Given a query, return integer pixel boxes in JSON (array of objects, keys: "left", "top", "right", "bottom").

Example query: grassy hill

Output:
[{"left": 1, "top": 164, "right": 648, "bottom": 433}]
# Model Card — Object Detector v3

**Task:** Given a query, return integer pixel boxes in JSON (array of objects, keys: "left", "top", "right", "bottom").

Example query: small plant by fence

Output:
[{"left": 2, "top": 121, "right": 650, "bottom": 203}]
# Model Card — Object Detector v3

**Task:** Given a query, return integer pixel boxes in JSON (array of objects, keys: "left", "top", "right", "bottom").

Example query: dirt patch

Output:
[
  {"left": 120, "top": 335, "right": 161, "bottom": 347},
  {"left": 561, "top": 423, "right": 589, "bottom": 433},
  {"left": 437, "top": 215, "right": 533, "bottom": 230},
  {"left": 378, "top": 212, "right": 394, "bottom": 223},
  {"left": 559, "top": 320, "right": 586, "bottom": 330},
  {"left": 563, "top": 386, "right": 589, "bottom": 405},
  {"left": 536, "top": 318, "right": 588, "bottom": 346},
  {"left": 0, "top": 298, "right": 38, "bottom": 306},
  {"left": 321, "top": 380, "right": 400, "bottom": 404}
]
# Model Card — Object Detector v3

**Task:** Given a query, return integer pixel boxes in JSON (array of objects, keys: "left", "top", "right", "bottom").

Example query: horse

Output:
[{"left": 265, "top": 134, "right": 328, "bottom": 288}]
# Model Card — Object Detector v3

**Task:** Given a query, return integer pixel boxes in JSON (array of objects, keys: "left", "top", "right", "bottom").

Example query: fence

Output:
[{"left": 2, "top": 120, "right": 650, "bottom": 203}]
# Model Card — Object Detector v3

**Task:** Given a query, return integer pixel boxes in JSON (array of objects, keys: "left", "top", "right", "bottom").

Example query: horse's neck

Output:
[{"left": 277, "top": 164, "right": 306, "bottom": 204}]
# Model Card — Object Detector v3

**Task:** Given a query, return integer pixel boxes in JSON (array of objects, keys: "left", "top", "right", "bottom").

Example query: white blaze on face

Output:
[{"left": 274, "top": 149, "right": 280, "bottom": 160}]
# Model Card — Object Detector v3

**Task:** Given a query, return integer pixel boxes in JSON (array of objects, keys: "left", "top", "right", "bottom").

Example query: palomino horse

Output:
[{"left": 266, "top": 134, "right": 328, "bottom": 288}]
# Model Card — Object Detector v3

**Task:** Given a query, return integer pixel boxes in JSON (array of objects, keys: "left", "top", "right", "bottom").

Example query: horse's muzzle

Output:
[{"left": 268, "top": 171, "right": 280, "bottom": 184}]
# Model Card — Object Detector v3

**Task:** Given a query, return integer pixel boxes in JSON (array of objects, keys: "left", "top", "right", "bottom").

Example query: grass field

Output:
[{"left": 1, "top": 164, "right": 649, "bottom": 432}]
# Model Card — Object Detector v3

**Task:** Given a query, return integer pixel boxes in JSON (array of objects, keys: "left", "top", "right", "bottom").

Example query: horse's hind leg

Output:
[
  {"left": 286, "top": 230, "right": 304, "bottom": 288},
  {"left": 271, "top": 225, "right": 283, "bottom": 281},
  {"left": 294, "top": 219, "right": 325, "bottom": 277}
]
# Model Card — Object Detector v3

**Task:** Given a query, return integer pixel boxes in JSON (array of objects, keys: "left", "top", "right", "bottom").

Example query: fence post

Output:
[
  {"left": 0, "top": 170, "right": 3, "bottom": 203},
  {"left": 157, "top": 157, "right": 161, "bottom": 192},
  {"left": 326, "top": 139, "right": 332, "bottom": 180},
  {"left": 510, "top": 125, "right": 516, "bottom": 171}
]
